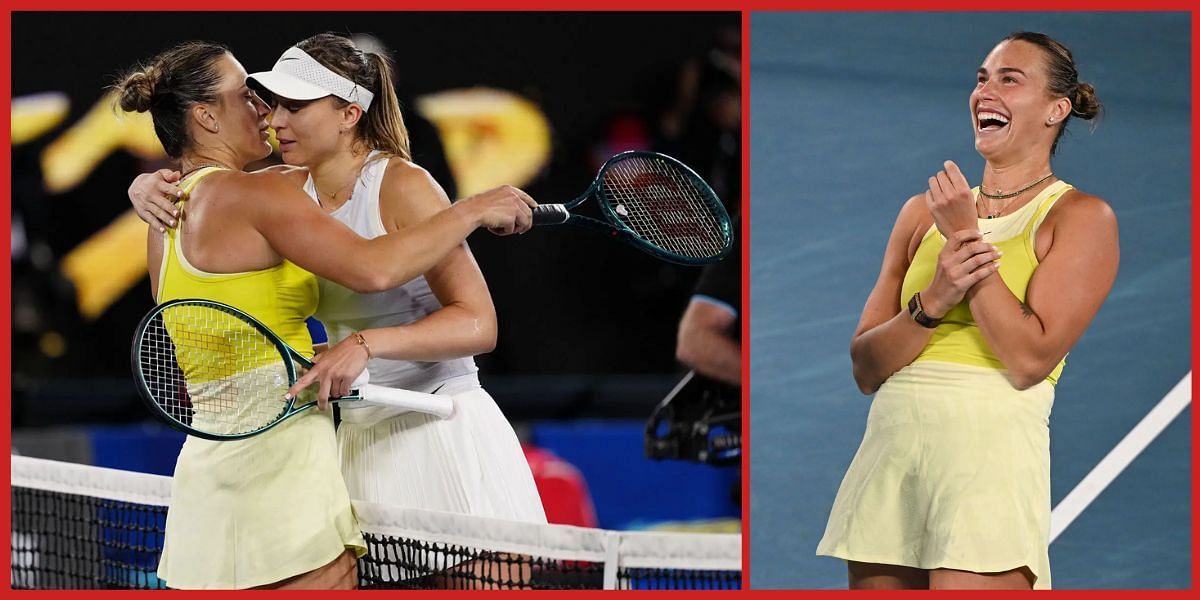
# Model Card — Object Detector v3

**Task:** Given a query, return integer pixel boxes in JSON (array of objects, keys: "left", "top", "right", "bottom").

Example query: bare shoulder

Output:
[
  {"left": 378, "top": 156, "right": 451, "bottom": 229},
  {"left": 899, "top": 192, "right": 930, "bottom": 221},
  {"left": 254, "top": 163, "right": 310, "bottom": 186},
  {"left": 382, "top": 156, "right": 444, "bottom": 200},
  {"left": 239, "top": 168, "right": 304, "bottom": 192},
  {"left": 896, "top": 192, "right": 935, "bottom": 253},
  {"left": 199, "top": 169, "right": 309, "bottom": 215},
  {"left": 1047, "top": 188, "right": 1117, "bottom": 232}
]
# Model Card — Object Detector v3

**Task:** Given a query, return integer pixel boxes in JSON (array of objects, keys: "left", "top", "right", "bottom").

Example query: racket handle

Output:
[
  {"left": 532, "top": 204, "right": 570, "bottom": 225},
  {"left": 357, "top": 384, "right": 453, "bottom": 419}
]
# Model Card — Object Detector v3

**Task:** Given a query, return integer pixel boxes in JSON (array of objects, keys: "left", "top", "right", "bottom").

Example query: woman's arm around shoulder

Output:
[{"left": 224, "top": 168, "right": 519, "bottom": 294}]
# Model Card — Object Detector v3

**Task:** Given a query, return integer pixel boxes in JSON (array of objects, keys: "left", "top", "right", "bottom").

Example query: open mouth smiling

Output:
[{"left": 977, "top": 110, "right": 1010, "bottom": 132}]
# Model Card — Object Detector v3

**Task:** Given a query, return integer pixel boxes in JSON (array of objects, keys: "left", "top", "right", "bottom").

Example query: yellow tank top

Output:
[
  {"left": 900, "top": 180, "right": 1072, "bottom": 385},
  {"left": 156, "top": 167, "right": 319, "bottom": 361}
]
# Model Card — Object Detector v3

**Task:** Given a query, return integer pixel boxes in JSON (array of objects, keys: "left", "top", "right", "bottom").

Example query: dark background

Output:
[{"left": 11, "top": 11, "right": 741, "bottom": 426}]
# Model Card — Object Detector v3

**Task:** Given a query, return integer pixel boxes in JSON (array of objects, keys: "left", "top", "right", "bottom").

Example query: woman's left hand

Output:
[
  {"left": 285, "top": 335, "right": 371, "bottom": 410},
  {"left": 926, "top": 160, "right": 978, "bottom": 236}
]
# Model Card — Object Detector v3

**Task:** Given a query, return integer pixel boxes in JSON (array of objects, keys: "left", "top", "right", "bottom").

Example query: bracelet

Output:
[
  {"left": 907, "top": 292, "right": 943, "bottom": 329},
  {"left": 351, "top": 331, "right": 373, "bottom": 359}
]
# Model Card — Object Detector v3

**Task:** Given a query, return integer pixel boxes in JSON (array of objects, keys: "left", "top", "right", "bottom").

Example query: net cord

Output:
[{"left": 11, "top": 455, "right": 740, "bottom": 587}]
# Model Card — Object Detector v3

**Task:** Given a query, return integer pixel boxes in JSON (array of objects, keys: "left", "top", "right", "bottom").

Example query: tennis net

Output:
[{"left": 10, "top": 455, "right": 740, "bottom": 590}]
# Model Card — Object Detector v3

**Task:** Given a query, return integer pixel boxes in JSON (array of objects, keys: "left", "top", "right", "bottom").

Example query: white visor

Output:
[{"left": 247, "top": 47, "right": 374, "bottom": 111}]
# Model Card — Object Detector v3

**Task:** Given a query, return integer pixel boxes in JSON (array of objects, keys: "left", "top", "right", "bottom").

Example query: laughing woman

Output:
[{"left": 817, "top": 32, "right": 1118, "bottom": 590}]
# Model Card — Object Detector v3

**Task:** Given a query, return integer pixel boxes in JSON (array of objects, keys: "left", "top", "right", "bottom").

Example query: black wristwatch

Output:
[{"left": 907, "top": 292, "right": 943, "bottom": 329}]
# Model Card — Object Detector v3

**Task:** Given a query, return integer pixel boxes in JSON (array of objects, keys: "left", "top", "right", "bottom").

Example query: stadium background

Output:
[{"left": 9, "top": 11, "right": 741, "bottom": 533}]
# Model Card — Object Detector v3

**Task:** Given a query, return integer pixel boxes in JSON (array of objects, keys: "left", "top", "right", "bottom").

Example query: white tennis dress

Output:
[{"left": 307, "top": 152, "right": 546, "bottom": 524}]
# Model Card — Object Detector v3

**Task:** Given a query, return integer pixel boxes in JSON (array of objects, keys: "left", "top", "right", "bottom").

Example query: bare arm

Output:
[
  {"left": 146, "top": 226, "right": 165, "bottom": 300},
  {"left": 128, "top": 165, "right": 300, "bottom": 231},
  {"left": 676, "top": 299, "right": 740, "bottom": 386},
  {"left": 964, "top": 193, "right": 1119, "bottom": 389},
  {"left": 849, "top": 196, "right": 938, "bottom": 394},
  {"left": 850, "top": 195, "right": 1001, "bottom": 394},
  {"left": 234, "top": 170, "right": 532, "bottom": 294},
  {"left": 284, "top": 161, "right": 504, "bottom": 403},
  {"left": 365, "top": 161, "right": 499, "bottom": 360}
]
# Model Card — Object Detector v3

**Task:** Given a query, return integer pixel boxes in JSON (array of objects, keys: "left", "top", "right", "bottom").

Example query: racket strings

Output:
[
  {"left": 139, "top": 304, "right": 292, "bottom": 436},
  {"left": 600, "top": 156, "right": 729, "bottom": 258}
]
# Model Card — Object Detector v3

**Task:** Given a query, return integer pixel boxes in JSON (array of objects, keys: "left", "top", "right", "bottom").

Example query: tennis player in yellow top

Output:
[
  {"left": 817, "top": 32, "right": 1119, "bottom": 590},
  {"left": 114, "top": 41, "right": 535, "bottom": 589},
  {"left": 129, "top": 34, "right": 548, "bottom": 538}
]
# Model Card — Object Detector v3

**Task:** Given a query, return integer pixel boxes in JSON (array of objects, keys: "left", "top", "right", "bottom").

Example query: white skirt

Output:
[{"left": 337, "top": 373, "right": 546, "bottom": 524}]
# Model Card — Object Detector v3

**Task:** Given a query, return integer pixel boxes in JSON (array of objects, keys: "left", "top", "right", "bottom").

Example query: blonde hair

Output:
[{"left": 296, "top": 33, "right": 411, "bottom": 160}]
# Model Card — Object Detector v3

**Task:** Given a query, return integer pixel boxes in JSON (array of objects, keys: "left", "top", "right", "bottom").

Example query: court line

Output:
[{"left": 1049, "top": 372, "right": 1192, "bottom": 543}]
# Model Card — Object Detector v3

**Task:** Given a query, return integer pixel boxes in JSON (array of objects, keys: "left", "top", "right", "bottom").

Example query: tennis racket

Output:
[
  {"left": 532, "top": 151, "right": 734, "bottom": 265},
  {"left": 131, "top": 298, "right": 452, "bottom": 441}
]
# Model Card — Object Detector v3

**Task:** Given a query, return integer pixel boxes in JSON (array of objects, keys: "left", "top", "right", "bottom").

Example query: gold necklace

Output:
[
  {"left": 978, "top": 172, "right": 1054, "bottom": 219},
  {"left": 316, "top": 157, "right": 369, "bottom": 207},
  {"left": 979, "top": 196, "right": 1017, "bottom": 220},
  {"left": 317, "top": 178, "right": 357, "bottom": 204},
  {"left": 979, "top": 172, "right": 1054, "bottom": 200}
]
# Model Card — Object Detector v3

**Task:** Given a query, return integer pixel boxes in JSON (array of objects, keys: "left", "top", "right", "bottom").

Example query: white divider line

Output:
[{"left": 1050, "top": 372, "right": 1191, "bottom": 543}]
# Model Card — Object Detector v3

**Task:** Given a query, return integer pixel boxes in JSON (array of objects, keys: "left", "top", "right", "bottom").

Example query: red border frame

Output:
[
  {"left": 2, "top": 6, "right": 13, "bottom": 595},
  {"left": 740, "top": 7, "right": 753, "bottom": 588},
  {"left": 1185, "top": 8, "right": 1200, "bottom": 595}
]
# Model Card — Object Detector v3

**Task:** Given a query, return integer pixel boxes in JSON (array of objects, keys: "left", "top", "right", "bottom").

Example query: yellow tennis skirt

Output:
[
  {"left": 157, "top": 408, "right": 366, "bottom": 589},
  {"left": 816, "top": 360, "right": 1054, "bottom": 589}
]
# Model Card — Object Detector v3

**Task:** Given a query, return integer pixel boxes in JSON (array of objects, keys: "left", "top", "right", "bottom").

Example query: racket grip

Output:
[
  {"left": 357, "top": 384, "right": 453, "bottom": 419},
  {"left": 532, "top": 204, "right": 570, "bottom": 225}
]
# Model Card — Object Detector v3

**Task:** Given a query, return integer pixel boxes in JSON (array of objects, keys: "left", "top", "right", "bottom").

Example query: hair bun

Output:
[
  {"left": 1071, "top": 81, "right": 1102, "bottom": 121},
  {"left": 116, "top": 66, "right": 160, "bottom": 113}
]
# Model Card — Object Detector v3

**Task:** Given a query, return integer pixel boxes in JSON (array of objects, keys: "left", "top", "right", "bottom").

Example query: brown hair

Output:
[
  {"left": 114, "top": 41, "right": 230, "bottom": 158},
  {"left": 296, "top": 33, "right": 412, "bottom": 160},
  {"left": 1002, "top": 31, "right": 1102, "bottom": 155}
]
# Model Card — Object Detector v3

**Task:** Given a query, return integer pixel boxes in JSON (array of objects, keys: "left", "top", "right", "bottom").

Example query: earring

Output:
[{"left": 214, "top": 123, "right": 220, "bottom": 132}]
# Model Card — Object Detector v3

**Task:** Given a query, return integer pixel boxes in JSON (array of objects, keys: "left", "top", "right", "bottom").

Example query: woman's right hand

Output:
[
  {"left": 926, "top": 160, "right": 978, "bottom": 237},
  {"left": 128, "top": 169, "right": 184, "bottom": 232},
  {"left": 921, "top": 229, "right": 1001, "bottom": 317},
  {"left": 459, "top": 185, "right": 536, "bottom": 235},
  {"left": 284, "top": 335, "right": 371, "bottom": 411}
]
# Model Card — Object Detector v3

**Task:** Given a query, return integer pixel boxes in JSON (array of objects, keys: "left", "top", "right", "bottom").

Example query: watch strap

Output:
[{"left": 908, "top": 293, "right": 943, "bottom": 329}]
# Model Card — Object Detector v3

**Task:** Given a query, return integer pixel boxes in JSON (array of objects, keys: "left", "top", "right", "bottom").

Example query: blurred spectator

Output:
[
  {"left": 645, "top": 219, "right": 741, "bottom": 468},
  {"left": 523, "top": 444, "right": 599, "bottom": 528},
  {"left": 676, "top": 217, "right": 741, "bottom": 387},
  {"left": 657, "top": 25, "right": 741, "bottom": 216}
]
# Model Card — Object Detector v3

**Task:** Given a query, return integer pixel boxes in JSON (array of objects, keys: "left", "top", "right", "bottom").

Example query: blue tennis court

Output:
[{"left": 749, "top": 12, "right": 1191, "bottom": 589}]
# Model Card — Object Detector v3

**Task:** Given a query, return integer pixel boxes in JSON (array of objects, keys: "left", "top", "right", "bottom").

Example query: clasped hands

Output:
[{"left": 920, "top": 160, "right": 1002, "bottom": 318}]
